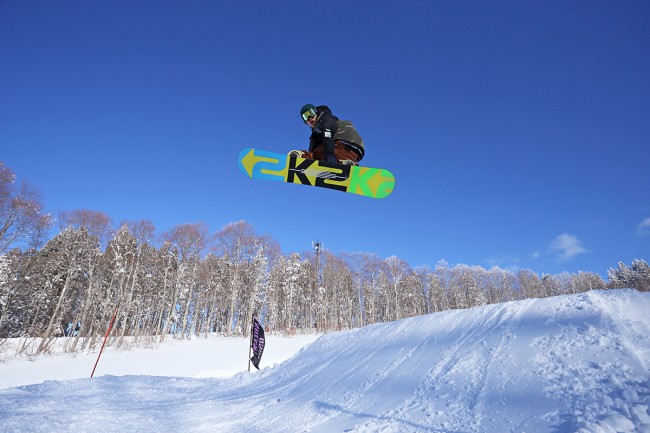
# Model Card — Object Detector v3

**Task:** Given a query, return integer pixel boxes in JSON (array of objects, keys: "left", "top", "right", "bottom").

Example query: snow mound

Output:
[{"left": 1, "top": 289, "right": 649, "bottom": 433}]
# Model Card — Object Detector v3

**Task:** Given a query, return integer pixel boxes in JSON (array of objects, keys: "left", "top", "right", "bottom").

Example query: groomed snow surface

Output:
[{"left": 1, "top": 289, "right": 649, "bottom": 433}]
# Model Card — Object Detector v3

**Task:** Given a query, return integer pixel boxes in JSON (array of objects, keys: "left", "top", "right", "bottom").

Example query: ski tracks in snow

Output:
[
  {"left": 349, "top": 299, "right": 540, "bottom": 433},
  {"left": 531, "top": 290, "right": 650, "bottom": 432}
]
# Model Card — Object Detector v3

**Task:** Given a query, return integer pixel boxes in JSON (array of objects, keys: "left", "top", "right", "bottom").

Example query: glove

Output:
[{"left": 326, "top": 154, "right": 337, "bottom": 164}]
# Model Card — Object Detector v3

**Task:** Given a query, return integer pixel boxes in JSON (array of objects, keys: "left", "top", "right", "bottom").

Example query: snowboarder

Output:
[{"left": 289, "top": 104, "right": 365, "bottom": 166}]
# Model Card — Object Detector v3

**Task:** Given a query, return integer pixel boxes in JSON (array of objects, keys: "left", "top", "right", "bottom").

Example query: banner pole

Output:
[{"left": 248, "top": 314, "right": 254, "bottom": 372}]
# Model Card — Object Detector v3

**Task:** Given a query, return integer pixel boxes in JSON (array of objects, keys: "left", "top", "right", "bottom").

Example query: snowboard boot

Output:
[{"left": 339, "top": 159, "right": 359, "bottom": 166}]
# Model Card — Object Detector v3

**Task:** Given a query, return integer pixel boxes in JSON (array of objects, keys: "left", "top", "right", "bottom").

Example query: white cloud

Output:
[
  {"left": 549, "top": 233, "right": 588, "bottom": 261},
  {"left": 636, "top": 217, "right": 650, "bottom": 237},
  {"left": 485, "top": 256, "right": 521, "bottom": 273}
]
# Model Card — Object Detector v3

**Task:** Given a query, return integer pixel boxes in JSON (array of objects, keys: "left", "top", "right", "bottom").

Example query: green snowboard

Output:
[{"left": 238, "top": 148, "right": 395, "bottom": 199}]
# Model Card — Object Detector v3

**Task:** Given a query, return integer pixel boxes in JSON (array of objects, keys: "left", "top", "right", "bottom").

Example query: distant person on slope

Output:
[{"left": 289, "top": 104, "right": 365, "bottom": 166}]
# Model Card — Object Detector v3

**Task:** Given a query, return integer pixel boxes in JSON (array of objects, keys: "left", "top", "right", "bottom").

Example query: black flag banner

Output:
[{"left": 250, "top": 317, "right": 266, "bottom": 370}]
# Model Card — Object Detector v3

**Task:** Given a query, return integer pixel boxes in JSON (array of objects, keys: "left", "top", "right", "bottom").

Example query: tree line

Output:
[{"left": 1, "top": 161, "right": 648, "bottom": 356}]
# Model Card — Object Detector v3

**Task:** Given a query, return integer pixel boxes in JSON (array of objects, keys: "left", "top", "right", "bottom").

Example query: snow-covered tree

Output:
[
  {"left": 28, "top": 225, "right": 101, "bottom": 353},
  {"left": 608, "top": 259, "right": 650, "bottom": 292},
  {"left": 384, "top": 255, "right": 411, "bottom": 320},
  {"left": 0, "top": 253, "right": 11, "bottom": 334}
]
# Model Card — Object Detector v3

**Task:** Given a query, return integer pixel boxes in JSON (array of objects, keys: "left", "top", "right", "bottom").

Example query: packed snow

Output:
[{"left": 1, "top": 289, "right": 648, "bottom": 433}]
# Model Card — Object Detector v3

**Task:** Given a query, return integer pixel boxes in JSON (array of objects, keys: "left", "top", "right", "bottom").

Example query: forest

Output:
[{"left": 1, "top": 161, "right": 648, "bottom": 356}]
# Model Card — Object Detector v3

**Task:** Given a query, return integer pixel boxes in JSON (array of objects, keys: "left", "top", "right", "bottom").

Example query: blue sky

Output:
[{"left": 1, "top": 1, "right": 648, "bottom": 277}]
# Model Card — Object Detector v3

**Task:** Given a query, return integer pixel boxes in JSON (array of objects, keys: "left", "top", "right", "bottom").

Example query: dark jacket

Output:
[{"left": 309, "top": 105, "right": 365, "bottom": 161}]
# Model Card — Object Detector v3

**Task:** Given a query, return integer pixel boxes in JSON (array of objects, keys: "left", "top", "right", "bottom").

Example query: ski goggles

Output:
[{"left": 301, "top": 107, "right": 317, "bottom": 122}]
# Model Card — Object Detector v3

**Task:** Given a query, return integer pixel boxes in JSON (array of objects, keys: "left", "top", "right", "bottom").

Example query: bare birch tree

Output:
[{"left": 0, "top": 162, "right": 51, "bottom": 254}]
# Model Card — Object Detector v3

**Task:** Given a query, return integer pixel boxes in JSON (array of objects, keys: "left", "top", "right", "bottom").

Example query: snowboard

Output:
[{"left": 238, "top": 148, "right": 395, "bottom": 199}]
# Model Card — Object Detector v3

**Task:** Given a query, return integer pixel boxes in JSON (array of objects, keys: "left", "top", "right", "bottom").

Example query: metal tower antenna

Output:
[{"left": 312, "top": 241, "right": 323, "bottom": 286}]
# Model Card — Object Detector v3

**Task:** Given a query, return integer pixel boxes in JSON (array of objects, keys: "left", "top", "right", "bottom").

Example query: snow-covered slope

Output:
[
  {"left": 1, "top": 289, "right": 649, "bottom": 433},
  {"left": 0, "top": 333, "right": 320, "bottom": 389}
]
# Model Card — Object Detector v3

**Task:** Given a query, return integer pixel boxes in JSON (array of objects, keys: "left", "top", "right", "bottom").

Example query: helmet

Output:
[{"left": 300, "top": 104, "right": 317, "bottom": 122}]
